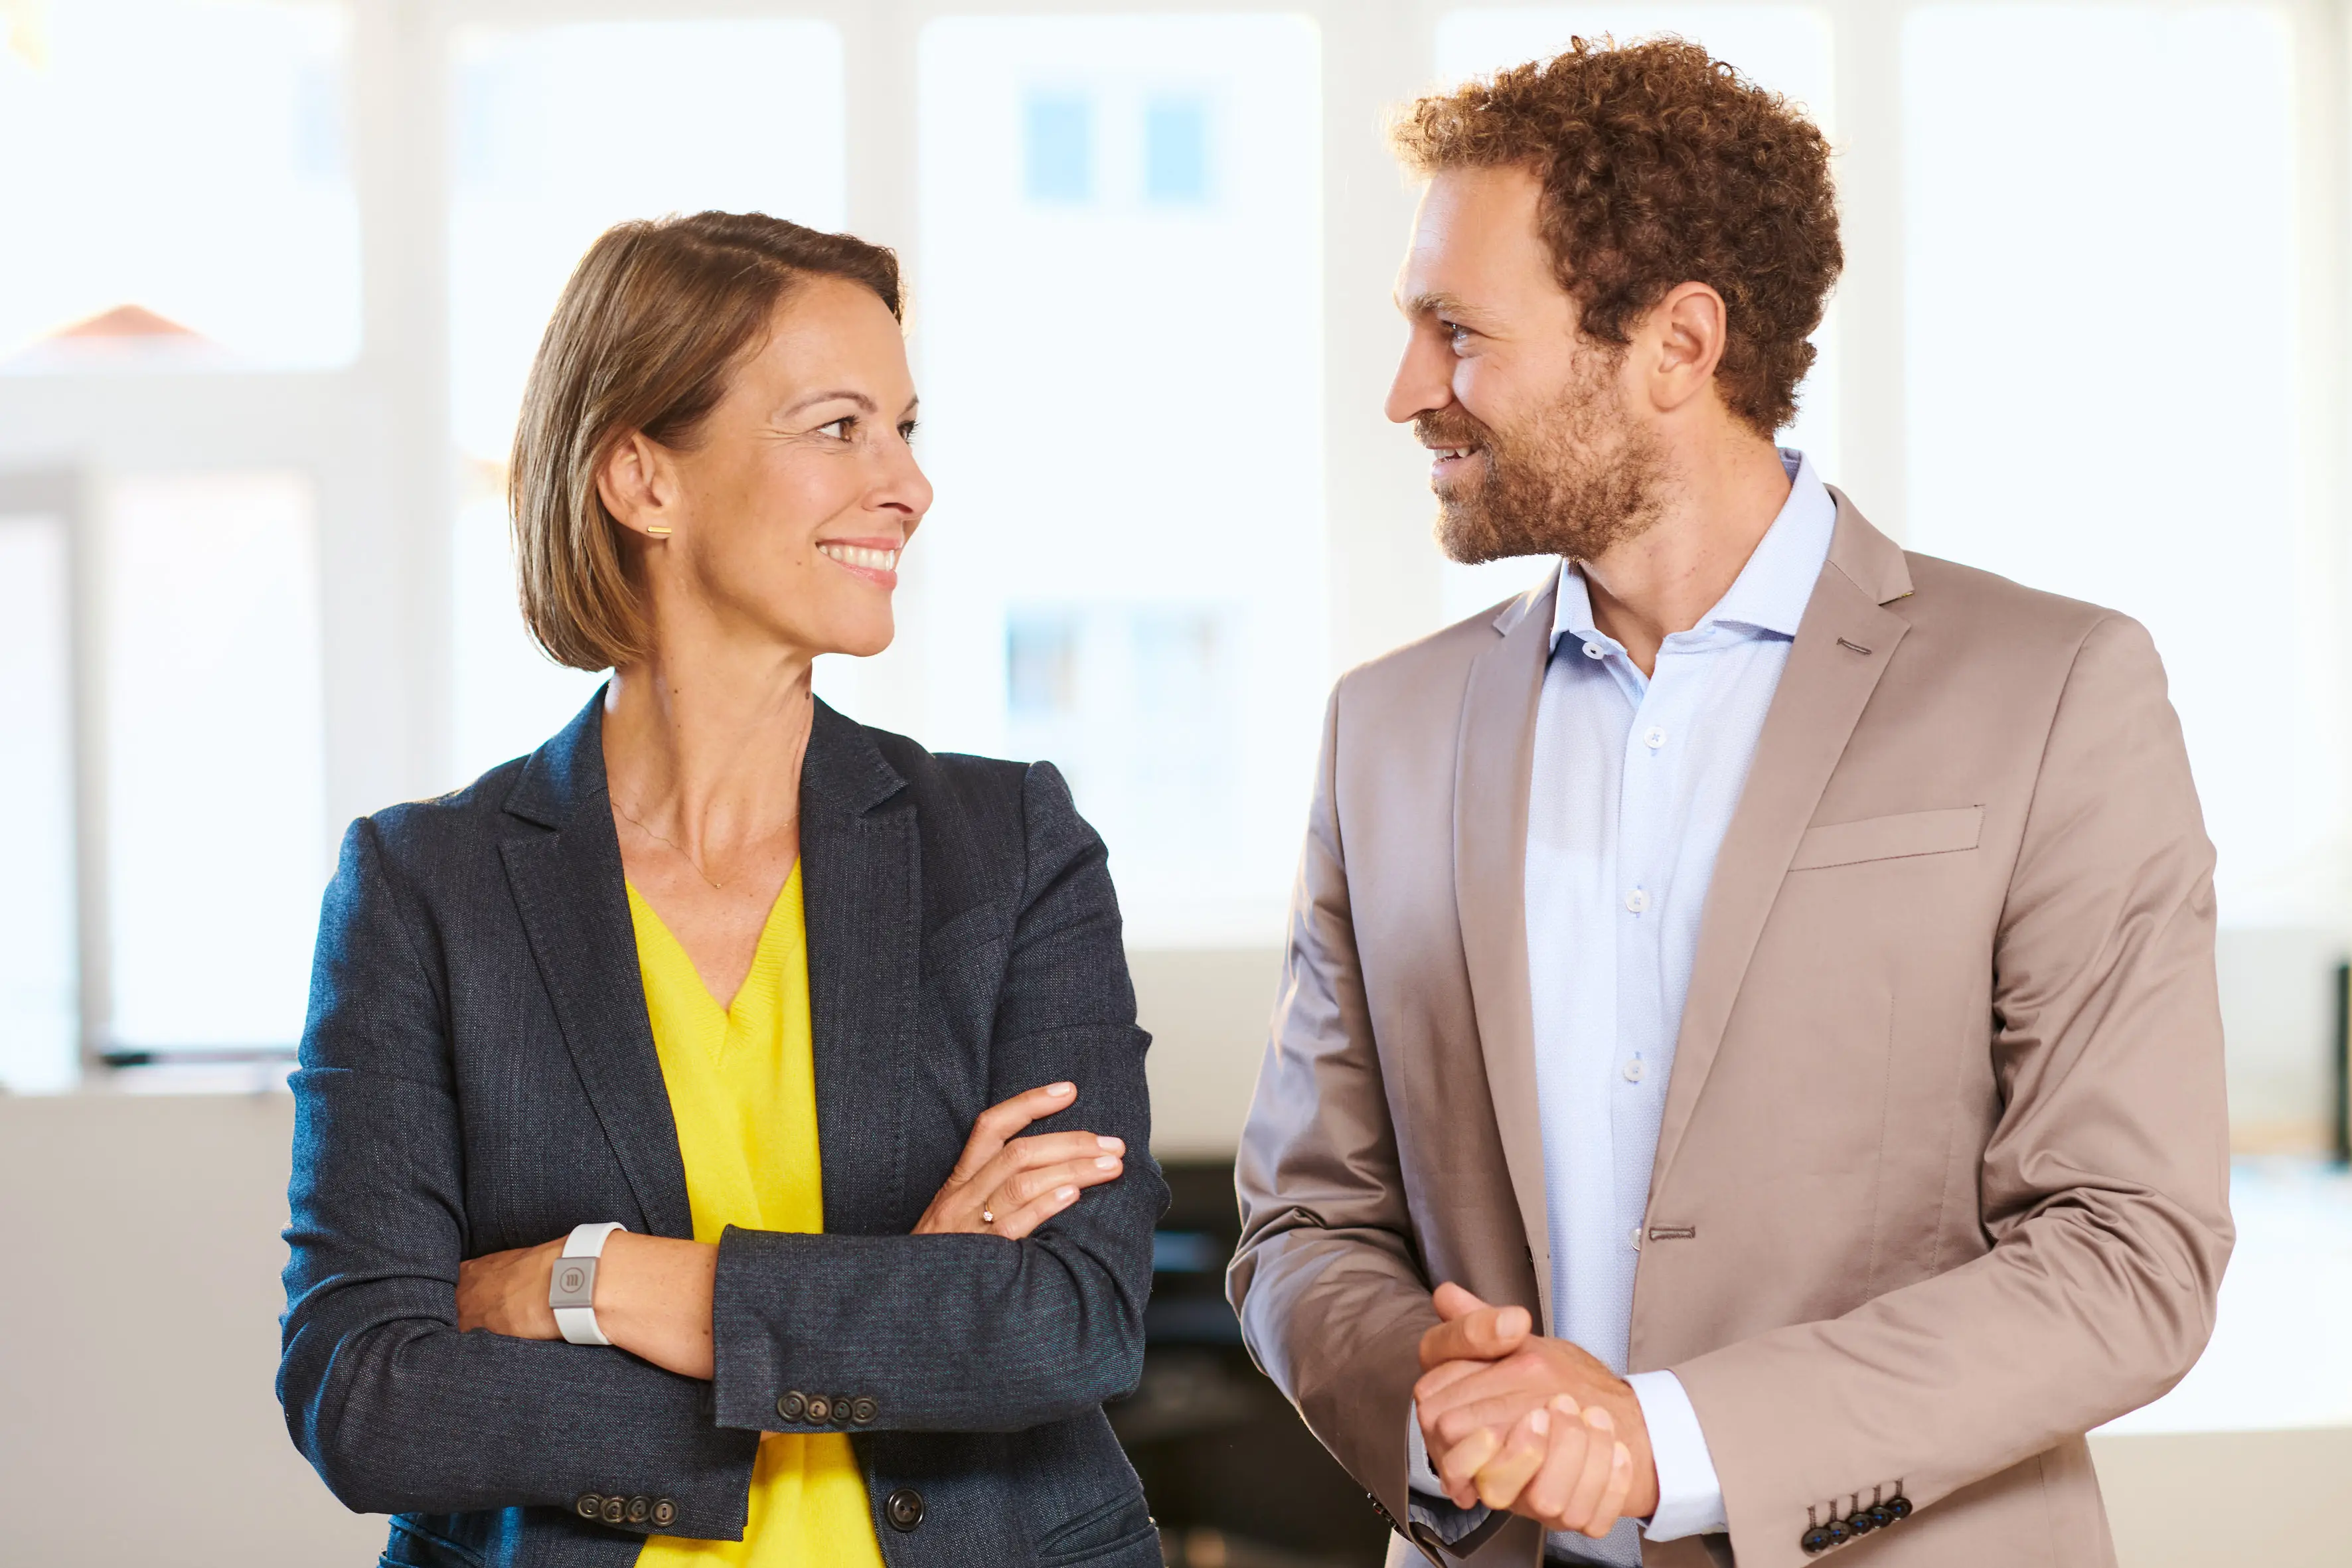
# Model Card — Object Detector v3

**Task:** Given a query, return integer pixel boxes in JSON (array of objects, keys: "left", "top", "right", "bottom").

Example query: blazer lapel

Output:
[
  {"left": 500, "top": 694, "right": 695, "bottom": 1240},
  {"left": 1456, "top": 571, "right": 1563, "bottom": 1330},
  {"left": 1650, "top": 493, "right": 1915, "bottom": 1187},
  {"left": 798, "top": 700, "right": 917, "bottom": 1236}
]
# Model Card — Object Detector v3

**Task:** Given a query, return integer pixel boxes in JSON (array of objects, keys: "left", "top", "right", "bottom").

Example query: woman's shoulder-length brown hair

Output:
[{"left": 510, "top": 210, "right": 902, "bottom": 672}]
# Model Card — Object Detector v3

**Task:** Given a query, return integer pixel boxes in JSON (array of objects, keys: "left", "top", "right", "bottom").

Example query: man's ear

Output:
[
  {"left": 1643, "top": 281, "right": 1731, "bottom": 414},
  {"left": 596, "top": 431, "right": 677, "bottom": 540}
]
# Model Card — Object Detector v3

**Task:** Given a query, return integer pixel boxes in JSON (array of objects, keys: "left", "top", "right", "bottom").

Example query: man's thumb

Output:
[{"left": 1433, "top": 1281, "right": 1490, "bottom": 1320}]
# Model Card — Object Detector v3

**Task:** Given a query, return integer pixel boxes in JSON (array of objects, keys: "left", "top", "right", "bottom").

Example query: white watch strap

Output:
[{"left": 552, "top": 1221, "right": 627, "bottom": 1347}]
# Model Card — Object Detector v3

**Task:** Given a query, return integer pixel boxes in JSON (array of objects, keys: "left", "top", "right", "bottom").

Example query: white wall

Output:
[
  {"left": 1133, "top": 947, "right": 1285, "bottom": 1158},
  {"left": 0, "top": 1093, "right": 384, "bottom": 1567}
]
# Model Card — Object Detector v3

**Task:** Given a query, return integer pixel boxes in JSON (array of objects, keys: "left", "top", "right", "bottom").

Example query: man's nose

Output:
[{"left": 1385, "top": 330, "right": 1452, "bottom": 426}]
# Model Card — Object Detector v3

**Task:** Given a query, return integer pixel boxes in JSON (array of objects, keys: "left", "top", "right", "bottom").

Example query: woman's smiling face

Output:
[{"left": 605, "top": 273, "right": 933, "bottom": 663}]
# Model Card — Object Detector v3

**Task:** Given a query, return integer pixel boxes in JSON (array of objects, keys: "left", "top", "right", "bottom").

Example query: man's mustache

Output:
[{"left": 1415, "top": 409, "right": 1493, "bottom": 452}]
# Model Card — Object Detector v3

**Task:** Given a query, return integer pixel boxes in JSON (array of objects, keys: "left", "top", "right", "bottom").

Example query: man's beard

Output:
[{"left": 1419, "top": 350, "right": 1670, "bottom": 566}]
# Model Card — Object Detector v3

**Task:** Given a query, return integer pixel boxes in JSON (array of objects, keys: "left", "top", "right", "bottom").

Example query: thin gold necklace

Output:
[
  {"left": 614, "top": 799, "right": 726, "bottom": 890},
  {"left": 614, "top": 798, "right": 798, "bottom": 894}
]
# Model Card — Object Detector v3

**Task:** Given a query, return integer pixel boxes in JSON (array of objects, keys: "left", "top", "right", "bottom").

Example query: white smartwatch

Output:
[{"left": 548, "top": 1221, "right": 627, "bottom": 1346}]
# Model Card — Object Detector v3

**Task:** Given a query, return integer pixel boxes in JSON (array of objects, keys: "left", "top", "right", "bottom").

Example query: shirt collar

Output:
[{"left": 1549, "top": 447, "right": 1836, "bottom": 653}]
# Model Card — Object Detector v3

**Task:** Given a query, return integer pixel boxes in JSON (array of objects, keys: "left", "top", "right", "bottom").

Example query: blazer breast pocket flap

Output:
[{"left": 1789, "top": 806, "right": 1984, "bottom": 872}]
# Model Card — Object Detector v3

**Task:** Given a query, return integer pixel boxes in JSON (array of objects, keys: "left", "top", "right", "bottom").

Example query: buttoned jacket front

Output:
[{"left": 1229, "top": 495, "right": 2233, "bottom": 1568}]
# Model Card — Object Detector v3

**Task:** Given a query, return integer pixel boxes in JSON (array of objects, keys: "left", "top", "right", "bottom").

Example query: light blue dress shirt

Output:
[
  {"left": 1532, "top": 448, "right": 1833, "bottom": 1562},
  {"left": 1409, "top": 451, "right": 1835, "bottom": 1563}
]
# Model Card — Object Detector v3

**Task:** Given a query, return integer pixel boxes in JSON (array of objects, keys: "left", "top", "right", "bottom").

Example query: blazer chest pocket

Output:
[{"left": 1790, "top": 806, "right": 1983, "bottom": 872}]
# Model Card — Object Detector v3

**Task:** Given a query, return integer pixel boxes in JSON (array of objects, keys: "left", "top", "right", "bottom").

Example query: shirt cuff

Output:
[{"left": 1628, "top": 1370, "right": 1727, "bottom": 1539}]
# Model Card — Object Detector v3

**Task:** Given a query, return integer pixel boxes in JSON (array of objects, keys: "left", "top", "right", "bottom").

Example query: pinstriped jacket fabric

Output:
[{"left": 279, "top": 695, "right": 1168, "bottom": 1568}]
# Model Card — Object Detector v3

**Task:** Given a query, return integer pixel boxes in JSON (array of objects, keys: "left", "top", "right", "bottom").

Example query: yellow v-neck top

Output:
[{"left": 626, "top": 864, "right": 886, "bottom": 1568}]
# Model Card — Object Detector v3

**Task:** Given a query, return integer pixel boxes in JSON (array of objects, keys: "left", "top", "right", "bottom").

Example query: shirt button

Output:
[
  {"left": 1624, "top": 888, "right": 1648, "bottom": 913},
  {"left": 1629, "top": 1227, "right": 1643, "bottom": 1249},
  {"left": 1582, "top": 642, "right": 1605, "bottom": 660},
  {"left": 1622, "top": 1058, "right": 1644, "bottom": 1083},
  {"left": 1644, "top": 726, "right": 1666, "bottom": 749}
]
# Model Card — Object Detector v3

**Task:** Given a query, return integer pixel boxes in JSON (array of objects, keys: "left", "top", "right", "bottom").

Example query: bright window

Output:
[
  {"left": 0, "top": 0, "right": 358, "bottom": 369},
  {"left": 1431, "top": 7, "right": 1840, "bottom": 623},
  {"left": 0, "top": 510, "right": 79, "bottom": 1090},
  {"left": 447, "top": 19, "right": 846, "bottom": 782},
  {"left": 911, "top": 15, "right": 1324, "bottom": 946},
  {"left": 1144, "top": 96, "right": 1212, "bottom": 204},
  {"left": 1024, "top": 92, "right": 1097, "bottom": 202},
  {"left": 1903, "top": 4, "right": 2304, "bottom": 926},
  {"left": 102, "top": 473, "right": 327, "bottom": 1051}
]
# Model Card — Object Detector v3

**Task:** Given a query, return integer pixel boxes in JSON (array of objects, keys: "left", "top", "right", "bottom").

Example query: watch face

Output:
[{"left": 550, "top": 1257, "right": 597, "bottom": 1310}]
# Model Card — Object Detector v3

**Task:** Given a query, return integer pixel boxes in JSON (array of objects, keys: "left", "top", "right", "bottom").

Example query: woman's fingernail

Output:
[
  {"left": 1056, "top": 1186, "right": 1079, "bottom": 1201},
  {"left": 1095, "top": 1155, "right": 1121, "bottom": 1170},
  {"left": 1047, "top": 1082, "right": 1075, "bottom": 1096},
  {"left": 1529, "top": 1409, "right": 1549, "bottom": 1437},
  {"left": 1098, "top": 1135, "right": 1124, "bottom": 1151}
]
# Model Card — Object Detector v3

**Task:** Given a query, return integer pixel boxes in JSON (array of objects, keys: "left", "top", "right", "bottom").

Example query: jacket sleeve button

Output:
[
  {"left": 777, "top": 1391, "right": 806, "bottom": 1422},
  {"left": 651, "top": 1499, "right": 677, "bottom": 1528},
  {"left": 831, "top": 1393, "right": 855, "bottom": 1426},
  {"left": 575, "top": 1494, "right": 603, "bottom": 1521},
  {"left": 884, "top": 1486, "right": 925, "bottom": 1532},
  {"left": 1801, "top": 1525, "right": 1832, "bottom": 1553},
  {"left": 804, "top": 1395, "right": 832, "bottom": 1423},
  {"left": 627, "top": 1497, "right": 651, "bottom": 1525},
  {"left": 1825, "top": 1519, "right": 1852, "bottom": 1546},
  {"left": 1888, "top": 1494, "right": 1913, "bottom": 1520},
  {"left": 599, "top": 1496, "right": 627, "bottom": 1526},
  {"left": 850, "top": 1396, "right": 878, "bottom": 1425},
  {"left": 1868, "top": 1504, "right": 1895, "bottom": 1529}
]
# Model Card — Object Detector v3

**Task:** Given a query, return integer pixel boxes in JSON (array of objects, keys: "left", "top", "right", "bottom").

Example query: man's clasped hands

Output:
[{"left": 1415, "top": 1282, "right": 1659, "bottom": 1541}]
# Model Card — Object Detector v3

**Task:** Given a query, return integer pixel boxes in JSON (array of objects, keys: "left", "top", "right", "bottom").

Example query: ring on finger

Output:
[{"left": 980, "top": 1208, "right": 995, "bottom": 1225}]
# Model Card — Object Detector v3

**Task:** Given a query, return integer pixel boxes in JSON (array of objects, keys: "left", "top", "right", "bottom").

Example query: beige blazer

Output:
[{"left": 1229, "top": 495, "right": 2233, "bottom": 1568}]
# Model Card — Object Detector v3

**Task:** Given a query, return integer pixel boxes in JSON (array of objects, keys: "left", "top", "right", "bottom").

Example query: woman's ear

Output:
[{"left": 596, "top": 431, "right": 678, "bottom": 540}]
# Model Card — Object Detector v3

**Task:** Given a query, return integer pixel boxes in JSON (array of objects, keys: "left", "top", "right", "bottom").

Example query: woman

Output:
[{"left": 279, "top": 212, "right": 1166, "bottom": 1567}]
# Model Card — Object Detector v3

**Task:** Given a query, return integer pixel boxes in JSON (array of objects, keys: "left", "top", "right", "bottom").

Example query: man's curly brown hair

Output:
[{"left": 1391, "top": 35, "right": 1841, "bottom": 436}]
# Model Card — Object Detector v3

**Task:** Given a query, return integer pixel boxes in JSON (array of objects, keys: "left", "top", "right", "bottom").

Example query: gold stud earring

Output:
[{"left": 645, "top": 525, "right": 672, "bottom": 537}]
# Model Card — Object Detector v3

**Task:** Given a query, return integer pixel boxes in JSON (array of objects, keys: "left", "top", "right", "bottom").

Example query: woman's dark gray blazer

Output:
[{"left": 279, "top": 695, "right": 1168, "bottom": 1568}]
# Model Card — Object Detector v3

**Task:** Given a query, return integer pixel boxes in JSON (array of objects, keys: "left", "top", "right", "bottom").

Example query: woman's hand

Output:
[
  {"left": 456, "top": 1239, "right": 565, "bottom": 1339},
  {"left": 457, "top": 1232, "right": 720, "bottom": 1381},
  {"left": 914, "top": 1081, "right": 1126, "bottom": 1239}
]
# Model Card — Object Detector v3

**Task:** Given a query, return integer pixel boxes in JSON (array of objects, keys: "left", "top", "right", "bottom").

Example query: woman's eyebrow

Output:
[{"left": 781, "top": 388, "right": 879, "bottom": 418}]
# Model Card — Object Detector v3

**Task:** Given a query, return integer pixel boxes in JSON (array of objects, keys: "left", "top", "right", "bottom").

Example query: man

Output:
[{"left": 1228, "top": 37, "right": 2231, "bottom": 1568}]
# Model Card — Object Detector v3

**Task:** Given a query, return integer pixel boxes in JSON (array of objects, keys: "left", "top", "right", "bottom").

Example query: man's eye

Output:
[{"left": 1444, "top": 322, "right": 1472, "bottom": 348}]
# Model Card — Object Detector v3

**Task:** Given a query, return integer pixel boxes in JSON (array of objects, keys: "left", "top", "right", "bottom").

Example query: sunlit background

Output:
[{"left": 1, "top": 3, "right": 2347, "bottom": 1565}]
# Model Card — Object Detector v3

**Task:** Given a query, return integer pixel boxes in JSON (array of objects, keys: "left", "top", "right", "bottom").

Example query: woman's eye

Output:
[
  {"left": 819, "top": 417, "right": 855, "bottom": 440},
  {"left": 899, "top": 421, "right": 919, "bottom": 443}
]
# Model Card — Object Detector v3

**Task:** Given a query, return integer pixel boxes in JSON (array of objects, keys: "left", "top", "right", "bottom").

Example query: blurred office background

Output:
[{"left": 1, "top": 0, "right": 2349, "bottom": 1563}]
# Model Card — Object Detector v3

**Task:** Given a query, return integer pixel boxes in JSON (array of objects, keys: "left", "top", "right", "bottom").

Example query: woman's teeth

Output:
[{"left": 818, "top": 542, "right": 900, "bottom": 572}]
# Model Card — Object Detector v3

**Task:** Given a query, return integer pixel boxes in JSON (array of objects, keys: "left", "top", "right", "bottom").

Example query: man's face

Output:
[{"left": 1385, "top": 164, "right": 1666, "bottom": 564}]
